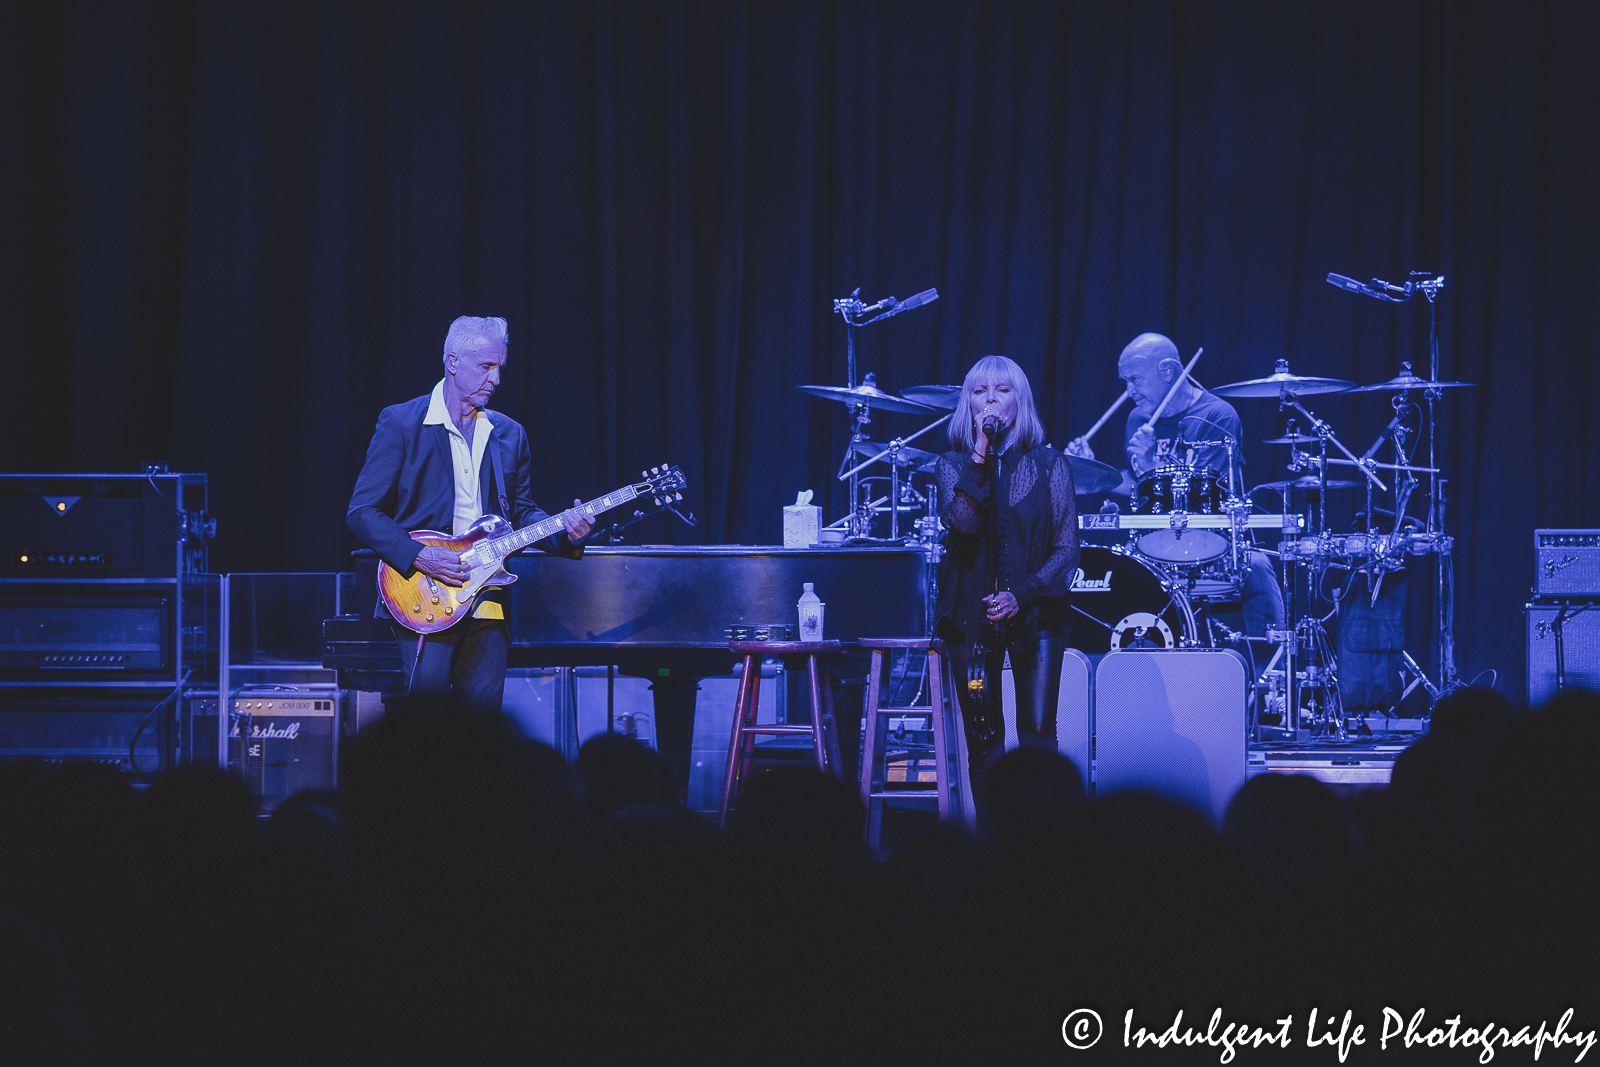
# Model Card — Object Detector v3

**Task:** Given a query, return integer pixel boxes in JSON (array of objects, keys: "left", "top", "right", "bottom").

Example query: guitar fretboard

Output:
[{"left": 485, "top": 485, "right": 642, "bottom": 556}]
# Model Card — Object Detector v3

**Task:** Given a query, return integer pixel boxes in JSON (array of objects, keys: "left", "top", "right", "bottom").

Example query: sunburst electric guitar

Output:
[{"left": 379, "top": 464, "right": 687, "bottom": 634}]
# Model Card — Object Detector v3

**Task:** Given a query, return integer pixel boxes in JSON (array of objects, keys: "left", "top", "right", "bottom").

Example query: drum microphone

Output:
[{"left": 1326, "top": 271, "right": 1412, "bottom": 303}]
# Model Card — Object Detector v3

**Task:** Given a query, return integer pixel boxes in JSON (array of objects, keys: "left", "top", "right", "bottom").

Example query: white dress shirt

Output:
[{"left": 423, "top": 379, "right": 502, "bottom": 620}]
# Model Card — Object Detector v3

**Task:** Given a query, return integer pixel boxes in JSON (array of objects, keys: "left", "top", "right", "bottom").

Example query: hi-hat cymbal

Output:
[
  {"left": 1251, "top": 477, "right": 1364, "bottom": 493},
  {"left": 1066, "top": 455, "right": 1122, "bottom": 495},
  {"left": 1347, "top": 371, "right": 1476, "bottom": 393},
  {"left": 796, "top": 381, "right": 939, "bottom": 416},
  {"left": 848, "top": 439, "right": 940, "bottom": 472},
  {"left": 899, "top": 384, "right": 962, "bottom": 411},
  {"left": 1212, "top": 360, "right": 1354, "bottom": 398},
  {"left": 1263, "top": 433, "right": 1320, "bottom": 445}
]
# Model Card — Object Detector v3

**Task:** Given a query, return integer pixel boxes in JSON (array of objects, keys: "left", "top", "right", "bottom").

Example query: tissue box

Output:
[{"left": 783, "top": 504, "right": 821, "bottom": 548}]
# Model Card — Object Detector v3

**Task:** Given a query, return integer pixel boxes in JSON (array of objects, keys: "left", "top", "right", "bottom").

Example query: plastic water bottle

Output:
[{"left": 797, "top": 582, "right": 824, "bottom": 641}]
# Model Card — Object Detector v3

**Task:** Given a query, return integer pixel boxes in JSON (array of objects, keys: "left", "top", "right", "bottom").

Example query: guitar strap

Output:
[{"left": 490, "top": 431, "right": 510, "bottom": 519}]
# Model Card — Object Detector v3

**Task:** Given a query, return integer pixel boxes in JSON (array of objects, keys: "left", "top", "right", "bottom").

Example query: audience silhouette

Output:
[{"left": 1, "top": 684, "right": 1596, "bottom": 1063}]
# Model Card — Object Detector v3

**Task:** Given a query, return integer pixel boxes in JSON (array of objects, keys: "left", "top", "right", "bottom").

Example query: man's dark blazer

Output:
[{"left": 347, "top": 392, "right": 581, "bottom": 584}]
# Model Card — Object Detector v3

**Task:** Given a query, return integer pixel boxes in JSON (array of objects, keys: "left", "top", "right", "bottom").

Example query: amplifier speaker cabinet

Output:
[
  {"left": 0, "top": 688, "right": 167, "bottom": 768},
  {"left": 1526, "top": 602, "right": 1600, "bottom": 707},
  {"left": 1, "top": 592, "right": 172, "bottom": 672},
  {"left": 184, "top": 691, "right": 338, "bottom": 812},
  {"left": 1534, "top": 529, "right": 1600, "bottom": 599},
  {"left": 1093, "top": 649, "right": 1248, "bottom": 826},
  {"left": 0, "top": 472, "right": 211, "bottom": 578}
]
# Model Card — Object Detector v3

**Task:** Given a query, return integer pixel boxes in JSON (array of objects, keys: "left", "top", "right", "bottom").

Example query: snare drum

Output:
[
  {"left": 1133, "top": 465, "right": 1229, "bottom": 563},
  {"left": 1067, "top": 546, "right": 1197, "bottom": 653}
]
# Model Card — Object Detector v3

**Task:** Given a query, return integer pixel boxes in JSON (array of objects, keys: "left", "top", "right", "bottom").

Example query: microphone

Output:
[
  {"left": 1326, "top": 272, "right": 1409, "bottom": 303},
  {"left": 1361, "top": 411, "right": 1406, "bottom": 460},
  {"left": 981, "top": 411, "right": 1000, "bottom": 438},
  {"left": 863, "top": 288, "right": 941, "bottom": 321}
]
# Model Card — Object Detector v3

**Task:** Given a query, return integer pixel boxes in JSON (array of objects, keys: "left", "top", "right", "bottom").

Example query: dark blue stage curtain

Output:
[{"left": 3, "top": 1, "right": 1596, "bottom": 699}]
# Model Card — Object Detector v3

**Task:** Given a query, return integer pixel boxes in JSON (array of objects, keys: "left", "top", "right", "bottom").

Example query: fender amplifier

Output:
[
  {"left": 1534, "top": 529, "right": 1600, "bottom": 598},
  {"left": 1526, "top": 603, "right": 1600, "bottom": 707}
]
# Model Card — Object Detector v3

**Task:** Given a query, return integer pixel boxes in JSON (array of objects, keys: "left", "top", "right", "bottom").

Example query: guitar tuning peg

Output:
[
  {"left": 641, "top": 470, "right": 648, "bottom": 478},
  {"left": 674, "top": 493, "right": 682, "bottom": 501},
  {"left": 652, "top": 466, "right": 660, "bottom": 474}
]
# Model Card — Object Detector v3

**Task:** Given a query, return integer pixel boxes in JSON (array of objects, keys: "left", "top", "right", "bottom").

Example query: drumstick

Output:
[
  {"left": 1141, "top": 347, "right": 1203, "bottom": 431},
  {"left": 1075, "top": 388, "right": 1131, "bottom": 445}
]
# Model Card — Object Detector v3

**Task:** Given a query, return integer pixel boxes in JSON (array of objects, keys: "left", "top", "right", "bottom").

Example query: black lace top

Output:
[{"left": 933, "top": 443, "right": 1080, "bottom": 646}]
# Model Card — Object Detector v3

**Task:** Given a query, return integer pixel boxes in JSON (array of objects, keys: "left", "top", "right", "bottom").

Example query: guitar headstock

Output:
[{"left": 637, "top": 464, "right": 688, "bottom": 507}]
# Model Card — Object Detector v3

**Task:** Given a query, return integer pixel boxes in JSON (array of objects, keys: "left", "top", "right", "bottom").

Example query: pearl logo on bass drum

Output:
[{"left": 1072, "top": 568, "right": 1114, "bottom": 593}]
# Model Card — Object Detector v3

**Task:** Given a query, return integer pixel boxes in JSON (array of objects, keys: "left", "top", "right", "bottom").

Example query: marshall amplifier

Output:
[
  {"left": 183, "top": 691, "right": 339, "bottom": 812},
  {"left": 1534, "top": 529, "right": 1600, "bottom": 599}
]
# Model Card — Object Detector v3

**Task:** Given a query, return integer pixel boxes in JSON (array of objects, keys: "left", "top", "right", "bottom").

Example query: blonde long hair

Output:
[{"left": 947, "top": 355, "right": 1046, "bottom": 453}]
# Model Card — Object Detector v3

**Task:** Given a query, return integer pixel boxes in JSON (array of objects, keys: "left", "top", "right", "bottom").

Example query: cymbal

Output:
[
  {"left": 1212, "top": 360, "right": 1354, "bottom": 398},
  {"left": 847, "top": 439, "right": 940, "bottom": 472},
  {"left": 899, "top": 384, "right": 962, "bottom": 411},
  {"left": 1347, "top": 371, "right": 1476, "bottom": 393},
  {"left": 1263, "top": 433, "right": 1320, "bottom": 445},
  {"left": 796, "top": 382, "right": 939, "bottom": 416},
  {"left": 1066, "top": 455, "right": 1122, "bottom": 495},
  {"left": 1251, "top": 477, "right": 1364, "bottom": 493}
]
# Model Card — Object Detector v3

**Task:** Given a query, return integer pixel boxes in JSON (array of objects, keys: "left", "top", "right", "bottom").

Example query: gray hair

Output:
[
  {"left": 443, "top": 315, "right": 509, "bottom": 357},
  {"left": 947, "top": 355, "right": 1047, "bottom": 453}
]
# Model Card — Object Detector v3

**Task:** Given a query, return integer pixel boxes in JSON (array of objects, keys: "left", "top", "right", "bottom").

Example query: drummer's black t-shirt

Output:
[{"left": 1123, "top": 389, "right": 1245, "bottom": 484}]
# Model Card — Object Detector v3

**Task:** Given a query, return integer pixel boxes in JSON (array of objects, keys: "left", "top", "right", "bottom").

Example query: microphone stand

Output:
[{"left": 971, "top": 438, "right": 1004, "bottom": 746}]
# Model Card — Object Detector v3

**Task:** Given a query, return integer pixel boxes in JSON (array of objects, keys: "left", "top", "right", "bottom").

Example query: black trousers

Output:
[
  {"left": 943, "top": 624, "right": 1068, "bottom": 809},
  {"left": 391, "top": 616, "right": 510, "bottom": 713}
]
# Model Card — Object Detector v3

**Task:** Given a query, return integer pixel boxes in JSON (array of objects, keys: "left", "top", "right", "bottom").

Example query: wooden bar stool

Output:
[
  {"left": 718, "top": 639, "right": 844, "bottom": 828},
  {"left": 858, "top": 637, "right": 962, "bottom": 850}
]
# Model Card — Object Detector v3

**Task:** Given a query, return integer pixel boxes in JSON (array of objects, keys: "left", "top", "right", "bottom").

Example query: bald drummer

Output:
[{"left": 1067, "top": 332, "right": 1284, "bottom": 637}]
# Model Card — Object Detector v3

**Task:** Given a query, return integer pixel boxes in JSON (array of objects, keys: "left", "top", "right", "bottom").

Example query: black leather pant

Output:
[{"left": 943, "top": 623, "right": 1068, "bottom": 810}]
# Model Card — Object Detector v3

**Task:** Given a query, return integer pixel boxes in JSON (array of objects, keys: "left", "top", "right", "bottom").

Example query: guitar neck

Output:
[{"left": 492, "top": 485, "right": 642, "bottom": 556}]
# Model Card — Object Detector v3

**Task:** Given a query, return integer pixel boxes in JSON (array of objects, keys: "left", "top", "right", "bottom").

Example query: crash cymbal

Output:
[
  {"left": 847, "top": 439, "right": 940, "bottom": 472},
  {"left": 1263, "top": 433, "right": 1320, "bottom": 445},
  {"left": 1347, "top": 371, "right": 1476, "bottom": 393},
  {"left": 1211, "top": 359, "right": 1354, "bottom": 398},
  {"left": 899, "top": 384, "right": 962, "bottom": 411},
  {"left": 1251, "top": 477, "right": 1364, "bottom": 493},
  {"left": 1065, "top": 455, "right": 1122, "bottom": 496},
  {"left": 796, "top": 379, "right": 939, "bottom": 416}
]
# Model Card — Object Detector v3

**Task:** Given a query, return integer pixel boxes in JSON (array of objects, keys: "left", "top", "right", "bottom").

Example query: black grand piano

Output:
[{"left": 325, "top": 545, "right": 933, "bottom": 785}]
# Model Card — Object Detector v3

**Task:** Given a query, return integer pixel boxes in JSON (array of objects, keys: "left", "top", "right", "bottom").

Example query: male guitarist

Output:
[{"left": 347, "top": 316, "right": 593, "bottom": 711}]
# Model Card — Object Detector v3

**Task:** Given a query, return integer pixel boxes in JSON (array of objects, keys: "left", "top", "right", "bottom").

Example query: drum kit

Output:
[{"left": 803, "top": 274, "right": 1468, "bottom": 739}]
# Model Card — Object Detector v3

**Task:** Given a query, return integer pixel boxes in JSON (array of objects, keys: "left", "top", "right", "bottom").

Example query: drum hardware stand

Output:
[
  {"left": 1326, "top": 269, "right": 1459, "bottom": 691},
  {"left": 830, "top": 288, "right": 941, "bottom": 538},
  {"left": 837, "top": 409, "right": 953, "bottom": 540}
]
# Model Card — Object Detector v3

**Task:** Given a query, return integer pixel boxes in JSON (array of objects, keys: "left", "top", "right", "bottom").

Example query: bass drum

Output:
[{"left": 1067, "top": 546, "right": 1196, "bottom": 654}]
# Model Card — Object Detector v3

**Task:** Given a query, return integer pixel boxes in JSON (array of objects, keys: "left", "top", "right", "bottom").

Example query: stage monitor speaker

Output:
[
  {"left": 1526, "top": 602, "right": 1600, "bottom": 707},
  {"left": 1093, "top": 649, "right": 1248, "bottom": 826},
  {"left": 1003, "top": 648, "right": 1093, "bottom": 778}
]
